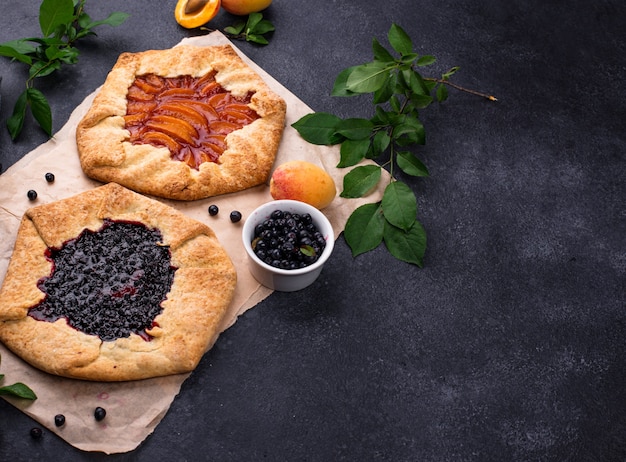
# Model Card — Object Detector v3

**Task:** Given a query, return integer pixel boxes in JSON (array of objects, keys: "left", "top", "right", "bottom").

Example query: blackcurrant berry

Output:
[
  {"left": 208, "top": 204, "right": 219, "bottom": 216},
  {"left": 27, "top": 190, "right": 37, "bottom": 200},
  {"left": 54, "top": 414, "right": 66, "bottom": 427},
  {"left": 30, "top": 427, "right": 43, "bottom": 439},
  {"left": 230, "top": 210, "right": 242, "bottom": 223},
  {"left": 94, "top": 406, "right": 106, "bottom": 421},
  {"left": 45, "top": 172, "right": 55, "bottom": 183}
]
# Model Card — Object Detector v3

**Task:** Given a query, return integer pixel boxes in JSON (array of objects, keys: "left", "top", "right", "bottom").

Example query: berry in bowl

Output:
[{"left": 242, "top": 200, "right": 334, "bottom": 292}]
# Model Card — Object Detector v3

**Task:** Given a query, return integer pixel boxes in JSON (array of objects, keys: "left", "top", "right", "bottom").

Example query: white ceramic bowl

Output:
[{"left": 242, "top": 200, "right": 335, "bottom": 292}]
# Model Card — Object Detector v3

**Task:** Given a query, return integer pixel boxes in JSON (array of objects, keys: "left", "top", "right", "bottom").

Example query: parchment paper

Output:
[{"left": 0, "top": 32, "right": 386, "bottom": 454}]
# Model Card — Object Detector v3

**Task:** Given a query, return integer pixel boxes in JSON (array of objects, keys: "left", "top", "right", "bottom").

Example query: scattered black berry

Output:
[
  {"left": 54, "top": 414, "right": 65, "bottom": 427},
  {"left": 230, "top": 210, "right": 242, "bottom": 223},
  {"left": 30, "top": 427, "right": 43, "bottom": 439},
  {"left": 208, "top": 204, "right": 219, "bottom": 216},
  {"left": 27, "top": 190, "right": 38, "bottom": 201},
  {"left": 94, "top": 407, "right": 107, "bottom": 421},
  {"left": 45, "top": 172, "right": 55, "bottom": 183},
  {"left": 251, "top": 209, "right": 326, "bottom": 270}
]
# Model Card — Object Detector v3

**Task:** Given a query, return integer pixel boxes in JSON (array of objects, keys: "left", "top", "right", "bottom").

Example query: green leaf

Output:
[
  {"left": 291, "top": 112, "right": 344, "bottom": 145},
  {"left": 344, "top": 203, "right": 385, "bottom": 256},
  {"left": 335, "top": 118, "right": 374, "bottom": 140},
  {"left": 442, "top": 66, "right": 460, "bottom": 80},
  {"left": 388, "top": 23, "right": 413, "bottom": 56},
  {"left": 338, "top": 138, "right": 371, "bottom": 167},
  {"left": 7, "top": 91, "right": 29, "bottom": 140},
  {"left": 340, "top": 165, "right": 382, "bottom": 198},
  {"left": 29, "top": 59, "right": 61, "bottom": 78},
  {"left": 224, "top": 21, "right": 246, "bottom": 35},
  {"left": 383, "top": 219, "right": 426, "bottom": 267},
  {"left": 39, "top": 0, "right": 75, "bottom": 37},
  {"left": 247, "top": 34, "right": 269, "bottom": 45},
  {"left": 417, "top": 55, "right": 436, "bottom": 66},
  {"left": 346, "top": 61, "right": 392, "bottom": 94},
  {"left": 252, "top": 19, "right": 275, "bottom": 35},
  {"left": 331, "top": 66, "right": 361, "bottom": 97},
  {"left": 409, "top": 92, "right": 434, "bottom": 109},
  {"left": 396, "top": 151, "right": 429, "bottom": 177},
  {"left": 27, "top": 88, "right": 53, "bottom": 136},
  {"left": 392, "top": 115, "right": 425, "bottom": 145},
  {"left": 372, "top": 74, "right": 395, "bottom": 104},
  {"left": 372, "top": 130, "right": 391, "bottom": 155},
  {"left": 372, "top": 38, "right": 394, "bottom": 63},
  {"left": 0, "top": 39, "right": 38, "bottom": 55},
  {"left": 246, "top": 12, "right": 263, "bottom": 29},
  {"left": 436, "top": 84, "right": 448, "bottom": 102},
  {"left": 84, "top": 11, "right": 130, "bottom": 29},
  {"left": 381, "top": 181, "right": 417, "bottom": 231},
  {"left": 0, "top": 382, "right": 38, "bottom": 400}
]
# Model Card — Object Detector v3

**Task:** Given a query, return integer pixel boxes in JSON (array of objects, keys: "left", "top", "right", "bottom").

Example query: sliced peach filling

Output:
[{"left": 124, "top": 72, "right": 260, "bottom": 169}]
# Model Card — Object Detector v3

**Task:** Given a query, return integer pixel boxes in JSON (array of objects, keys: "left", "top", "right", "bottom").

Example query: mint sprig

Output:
[
  {"left": 0, "top": 374, "right": 37, "bottom": 400},
  {"left": 292, "top": 23, "right": 496, "bottom": 267},
  {"left": 0, "top": 0, "right": 129, "bottom": 140},
  {"left": 222, "top": 12, "right": 275, "bottom": 45}
]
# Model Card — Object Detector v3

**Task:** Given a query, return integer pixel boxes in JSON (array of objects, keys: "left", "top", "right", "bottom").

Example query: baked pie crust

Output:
[
  {"left": 0, "top": 183, "right": 237, "bottom": 381},
  {"left": 76, "top": 45, "right": 286, "bottom": 201}
]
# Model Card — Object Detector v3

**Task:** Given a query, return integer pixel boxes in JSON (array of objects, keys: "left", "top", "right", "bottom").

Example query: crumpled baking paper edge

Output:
[{"left": 0, "top": 32, "right": 387, "bottom": 454}]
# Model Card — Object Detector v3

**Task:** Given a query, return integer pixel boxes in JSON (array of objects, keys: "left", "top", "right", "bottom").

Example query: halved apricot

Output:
[{"left": 174, "top": 0, "right": 221, "bottom": 29}]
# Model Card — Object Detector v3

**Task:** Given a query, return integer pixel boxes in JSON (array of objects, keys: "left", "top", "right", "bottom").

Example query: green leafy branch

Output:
[
  {"left": 0, "top": 374, "right": 37, "bottom": 400},
  {"left": 220, "top": 12, "right": 275, "bottom": 45},
  {"left": 0, "top": 0, "right": 128, "bottom": 140},
  {"left": 292, "top": 24, "right": 496, "bottom": 266}
]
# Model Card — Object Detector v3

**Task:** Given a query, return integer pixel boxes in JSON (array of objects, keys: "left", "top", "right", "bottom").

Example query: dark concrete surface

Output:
[{"left": 1, "top": 0, "right": 625, "bottom": 460}]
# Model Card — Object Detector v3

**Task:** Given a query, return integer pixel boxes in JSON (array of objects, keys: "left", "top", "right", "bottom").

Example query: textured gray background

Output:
[{"left": 1, "top": 0, "right": 625, "bottom": 460}]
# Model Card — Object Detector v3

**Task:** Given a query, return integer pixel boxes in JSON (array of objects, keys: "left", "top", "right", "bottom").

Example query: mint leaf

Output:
[{"left": 0, "top": 382, "right": 38, "bottom": 400}]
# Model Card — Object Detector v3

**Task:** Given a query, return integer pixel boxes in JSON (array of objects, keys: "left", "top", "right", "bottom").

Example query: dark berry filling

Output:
[
  {"left": 251, "top": 209, "right": 326, "bottom": 270},
  {"left": 28, "top": 219, "right": 177, "bottom": 342}
]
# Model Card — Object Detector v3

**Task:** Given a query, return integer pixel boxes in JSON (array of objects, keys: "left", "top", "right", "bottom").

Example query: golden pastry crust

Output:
[
  {"left": 76, "top": 44, "right": 286, "bottom": 201},
  {"left": 0, "top": 183, "right": 237, "bottom": 381}
]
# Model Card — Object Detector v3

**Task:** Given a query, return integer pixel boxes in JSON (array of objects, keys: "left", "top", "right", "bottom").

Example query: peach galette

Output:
[{"left": 76, "top": 44, "right": 286, "bottom": 200}]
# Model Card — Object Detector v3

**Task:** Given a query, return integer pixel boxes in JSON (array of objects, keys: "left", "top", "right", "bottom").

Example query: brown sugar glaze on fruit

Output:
[{"left": 124, "top": 72, "right": 260, "bottom": 169}]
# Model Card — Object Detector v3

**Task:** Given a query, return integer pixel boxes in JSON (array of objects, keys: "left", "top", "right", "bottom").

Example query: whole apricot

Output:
[
  {"left": 221, "top": 0, "right": 271, "bottom": 16},
  {"left": 270, "top": 161, "right": 337, "bottom": 210}
]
